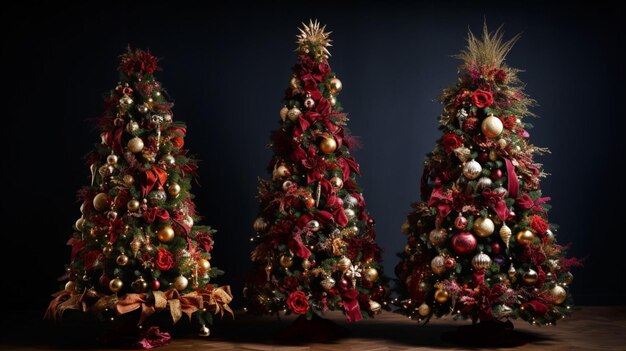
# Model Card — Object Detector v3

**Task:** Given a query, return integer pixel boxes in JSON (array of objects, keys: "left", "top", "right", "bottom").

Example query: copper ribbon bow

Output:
[
  {"left": 44, "top": 290, "right": 86, "bottom": 321},
  {"left": 199, "top": 285, "right": 234, "bottom": 318},
  {"left": 141, "top": 166, "right": 168, "bottom": 197}
]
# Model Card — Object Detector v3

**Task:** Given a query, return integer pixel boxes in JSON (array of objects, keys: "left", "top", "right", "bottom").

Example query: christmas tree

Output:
[
  {"left": 45, "top": 48, "right": 233, "bottom": 345},
  {"left": 394, "top": 26, "right": 580, "bottom": 326},
  {"left": 245, "top": 21, "right": 387, "bottom": 323}
]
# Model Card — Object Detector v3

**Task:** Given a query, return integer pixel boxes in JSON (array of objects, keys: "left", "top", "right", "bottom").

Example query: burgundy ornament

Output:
[
  {"left": 491, "top": 169, "right": 503, "bottom": 180},
  {"left": 454, "top": 214, "right": 468, "bottom": 230},
  {"left": 444, "top": 257, "right": 456, "bottom": 269},
  {"left": 152, "top": 280, "right": 161, "bottom": 290},
  {"left": 491, "top": 242, "right": 501, "bottom": 255},
  {"left": 450, "top": 232, "right": 477, "bottom": 255},
  {"left": 478, "top": 152, "right": 489, "bottom": 163}
]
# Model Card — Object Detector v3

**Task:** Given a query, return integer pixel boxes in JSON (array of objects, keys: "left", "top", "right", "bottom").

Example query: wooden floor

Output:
[{"left": 2, "top": 306, "right": 625, "bottom": 350}]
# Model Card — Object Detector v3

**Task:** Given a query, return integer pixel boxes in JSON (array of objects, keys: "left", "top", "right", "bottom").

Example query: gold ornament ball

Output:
[
  {"left": 93, "top": 193, "right": 110, "bottom": 212},
  {"left": 126, "top": 121, "right": 139, "bottom": 135},
  {"left": 463, "top": 160, "right": 482, "bottom": 180},
  {"left": 481, "top": 115, "right": 504, "bottom": 138},
  {"left": 116, "top": 254, "right": 129, "bottom": 266},
  {"left": 344, "top": 208, "right": 356, "bottom": 220},
  {"left": 279, "top": 255, "right": 294, "bottom": 268},
  {"left": 329, "top": 95, "right": 337, "bottom": 106},
  {"left": 109, "top": 278, "right": 123, "bottom": 293},
  {"left": 280, "top": 106, "right": 289, "bottom": 121},
  {"left": 128, "top": 136, "right": 144, "bottom": 153},
  {"left": 106, "top": 154, "right": 118, "bottom": 165},
  {"left": 320, "top": 136, "right": 337, "bottom": 154},
  {"left": 290, "top": 76, "right": 300, "bottom": 89},
  {"left": 434, "top": 289, "right": 450, "bottom": 303},
  {"left": 328, "top": 77, "right": 343, "bottom": 95},
  {"left": 418, "top": 303, "right": 431, "bottom": 317},
  {"left": 471, "top": 252, "right": 492, "bottom": 270},
  {"left": 127, "top": 199, "right": 140, "bottom": 212},
  {"left": 75, "top": 218, "right": 85, "bottom": 231},
  {"left": 275, "top": 165, "right": 290, "bottom": 178},
  {"left": 369, "top": 300, "right": 382, "bottom": 313},
  {"left": 287, "top": 107, "right": 302, "bottom": 121},
  {"left": 516, "top": 230, "right": 535, "bottom": 245},
  {"left": 337, "top": 256, "right": 352, "bottom": 271},
  {"left": 65, "top": 280, "right": 76, "bottom": 292},
  {"left": 473, "top": 217, "right": 495, "bottom": 237},
  {"left": 168, "top": 183, "right": 181, "bottom": 197},
  {"left": 131, "top": 277, "right": 148, "bottom": 293},
  {"left": 302, "top": 259, "right": 311, "bottom": 270},
  {"left": 157, "top": 226, "right": 175, "bottom": 243},
  {"left": 563, "top": 272, "right": 574, "bottom": 285},
  {"left": 497, "top": 138, "right": 508, "bottom": 148},
  {"left": 363, "top": 267, "right": 379, "bottom": 282},
  {"left": 102, "top": 245, "right": 113, "bottom": 256},
  {"left": 550, "top": 285, "right": 567, "bottom": 304},
  {"left": 523, "top": 269, "right": 539, "bottom": 285},
  {"left": 307, "top": 220, "right": 321, "bottom": 232},
  {"left": 330, "top": 176, "right": 343, "bottom": 189},
  {"left": 198, "top": 258, "right": 211, "bottom": 272},
  {"left": 321, "top": 277, "right": 336, "bottom": 290},
  {"left": 174, "top": 275, "right": 188, "bottom": 291},
  {"left": 253, "top": 217, "right": 268, "bottom": 232},
  {"left": 123, "top": 174, "right": 135, "bottom": 186}
]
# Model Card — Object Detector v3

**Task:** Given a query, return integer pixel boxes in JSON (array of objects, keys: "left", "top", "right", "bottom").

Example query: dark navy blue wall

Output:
[{"left": 2, "top": 1, "right": 623, "bottom": 309}]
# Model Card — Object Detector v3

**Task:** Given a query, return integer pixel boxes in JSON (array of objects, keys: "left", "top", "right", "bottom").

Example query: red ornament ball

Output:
[
  {"left": 491, "top": 169, "right": 503, "bottom": 180},
  {"left": 444, "top": 257, "right": 456, "bottom": 269},
  {"left": 152, "top": 280, "right": 161, "bottom": 290},
  {"left": 450, "top": 232, "right": 477, "bottom": 255},
  {"left": 339, "top": 278, "right": 349, "bottom": 289},
  {"left": 491, "top": 242, "right": 501, "bottom": 255},
  {"left": 454, "top": 215, "right": 468, "bottom": 230},
  {"left": 99, "top": 274, "right": 110, "bottom": 287},
  {"left": 478, "top": 152, "right": 489, "bottom": 163}
]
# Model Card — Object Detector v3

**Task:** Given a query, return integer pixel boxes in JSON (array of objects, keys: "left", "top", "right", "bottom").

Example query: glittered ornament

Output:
[
  {"left": 321, "top": 277, "right": 336, "bottom": 290},
  {"left": 418, "top": 303, "right": 431, "bottom": 317},
  {"left": 328, "top": 77, "right": 343, "bottom": 95},
  {"left": 473, "top": 217, "right": 495, "bottom": 237},
  {"left": 147, "top": 189, "right": 167, "bottom": 206},
  {"left": 516, "top": 229, "right": 535, "bottom": 245},
  {"left": 157, "top": 225, "right": 175, "bottom": 243},
  {"left": 481, "top": 114, "right": 504, "bottom": 138},
  {"left": 471, "top": 252, "right": 492, "bottom": 270},
  {"left": 123, "top": 174, "right": 135, "bottom": 186},
  {"left": 253, "top": 217, "right": 268, "bottom": 232},
  {"left": 319, "top": 136, "right": 337, "bottom": 154},
  {"left": 454, "top": 214, "right": 468, "bottom": 230},
  {"left": 362, "top": 267, "right": 379, "bottom": 282},
  {"left": 93, "top": 193, "right": 109, "bottom": 212},
  {"left": 500, "top": 223, "right": 512, "bottom": 248},
  {"left": 109, "top": 278, "right": 123, "bottom": 293},
  {"left": 463, "top": 160, "right": 482, "bottom": 180},
  {"left": 279, "top": 255, "right": 294, "bottom": 268},
  {"left": 337, "top": 256, "right": 352, "bottom": 271},
  {"left": 434, "top": 289, "right": 449, "bottom": 303},
  {"left": 428, "top": 228, "right": 447, "bottom": 247},
  {"left": 431, "top": 255, "right": 446, "bottom": 275},
  {"left": 127, "top": 137, "right": 144, "bottom": 153},
  {"left": 307, "top": 220, "right": 320, "bottom": 232},
  {"left": 451, "top": 232, "right": 477, "bottom": 255},
  {"left": 287, "top": 107, "right": 302, "bottom": 121},
  {"left": 523, "top": 269, "right": 538, "bottom": 284},
  {"left": 174, "top": 275, "right": 188, "bottom": 291}
]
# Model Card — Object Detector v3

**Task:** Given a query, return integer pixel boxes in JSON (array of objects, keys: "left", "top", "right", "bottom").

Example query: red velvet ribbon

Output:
[
  {"left": 103, "top": 127, "right": 124, "bottom": 155},
  {"left": 141, "top": 166, "right": 167, "bottom": 197},
  {"left": 516, "top": 193, "right": 551, "bottom": 213},
  {"left": 288, "top": 228, "right": 311, "bottom": 259},
  {"left": 428, "top": 179, "right": 453, "bottom": 220},
  {"left": 504, "top": 158, "right": 519, "bottom": 198},
  {"left": 341, "top": 288, "right": 362, "bottom": 322},
  {"left": 482, "top": 189, "right": 510, "bottom": 221}
]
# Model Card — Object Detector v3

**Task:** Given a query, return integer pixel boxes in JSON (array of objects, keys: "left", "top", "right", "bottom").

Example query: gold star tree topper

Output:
[{"left": 296, "top": 19, "right": 332, "bottom": 61}]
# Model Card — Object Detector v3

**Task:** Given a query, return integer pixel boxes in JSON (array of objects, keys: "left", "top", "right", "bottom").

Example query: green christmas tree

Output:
[
  {"left": 46, "top": 48, "right": 232, "bottom": 344},
  {"left": 394, "top": 26, "right": 580, "bottom": 326},
  {"left": 244, "top": 21, "right": 388, "bottom": 323}
]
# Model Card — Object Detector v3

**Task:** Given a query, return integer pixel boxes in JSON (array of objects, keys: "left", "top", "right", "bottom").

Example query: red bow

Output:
[
  {"left": 141, "top": 166, "right": 167, "bottom": 197},
  {"left": 341, "top": 287, "right": 362, "bottom": 322},
  {"left": 288, "top": 226, "right": 311, "bottom": 259},
  {"left": 482, "top": 188, "right": 510, "bottom": 221},
  {"left": 516, "top": 193, "right": 551, "bottom": 213},
  {"left": 428, "top": 179, "right": 453, "bottom": 220},
  {"left": 143, "top": 207, "right": 170, "bottom": 223}
]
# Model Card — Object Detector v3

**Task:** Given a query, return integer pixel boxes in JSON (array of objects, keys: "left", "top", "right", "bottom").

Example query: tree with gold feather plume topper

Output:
[
  {"left": 45, "top": 48, "right": 232, "bottom": 346},
  {"left": 245, "top": 20, "right": 389, "bottom": 323},
  {"left": 394, "top": 24, "right": 580, "bottom": 326}
]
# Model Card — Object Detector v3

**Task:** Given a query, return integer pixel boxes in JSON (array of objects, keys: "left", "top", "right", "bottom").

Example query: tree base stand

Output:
[
  {"left": 441, "top": 320, "right": 531, "bottom": 347},
  {"left": 272, "top": 314, "right": 351, "bottom": 343}
]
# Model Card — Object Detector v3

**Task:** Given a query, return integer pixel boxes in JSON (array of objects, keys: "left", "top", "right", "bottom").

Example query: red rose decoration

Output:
[
  {"left": 286, "top": 290, "right": 310, "bottom": 314},
  {"left": 471, "top": 89, "right": 494, "bottom": 108},
  {"left": 155, "top": 248, "right": 175, "bottom": 271},
  {"left": 530, "top": 214, "right": 549, "bottom": 236},
  {"left": 441, "top": 133, "right": 464, "bottom": 154}
]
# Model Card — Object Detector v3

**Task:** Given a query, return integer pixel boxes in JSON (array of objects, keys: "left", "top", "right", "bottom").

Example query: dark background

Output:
[{"left": 1, "top": 0, "right": 624, "bottom": 320}]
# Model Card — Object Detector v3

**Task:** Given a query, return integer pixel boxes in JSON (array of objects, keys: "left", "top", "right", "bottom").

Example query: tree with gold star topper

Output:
[
  {"left": 393, "top": 25, "right": 580, "bottom": 329},
  {"left": 45, "top": 48, "right": 233, "bottom": 347},
  {"left": 244, "top": 20, "right": 388, "bottom": 327}
]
